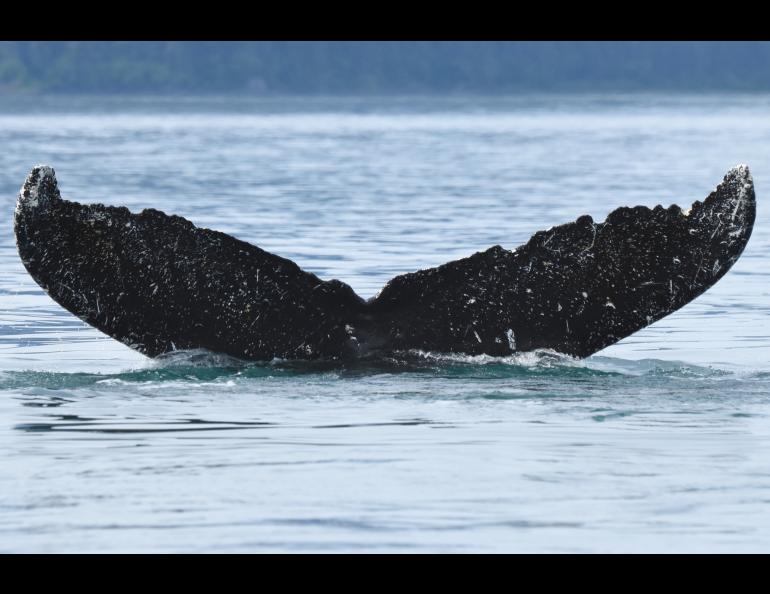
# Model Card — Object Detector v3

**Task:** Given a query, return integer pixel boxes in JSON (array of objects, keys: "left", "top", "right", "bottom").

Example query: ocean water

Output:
[{"left": 2, "top": 94, "right": 770, "bottom": 553}]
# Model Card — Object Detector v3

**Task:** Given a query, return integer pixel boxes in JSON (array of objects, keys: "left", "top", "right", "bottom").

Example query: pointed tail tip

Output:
[
  {"left": 727, "top": 163, "right": 753, "bottom": 185},
  {"left": 18, "top": 165, "right": 60, "bottom": 210},
  {"left": 715, "top": 164, "right": 755, "bottom": 206}
]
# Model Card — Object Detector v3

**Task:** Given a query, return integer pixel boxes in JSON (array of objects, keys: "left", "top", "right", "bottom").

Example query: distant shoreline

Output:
[
  {"left": 4, "top": 90, "right": 770, "bottom": 98},
  {"left": 3, "top": 41, "right": 770, "bottom": 95}
]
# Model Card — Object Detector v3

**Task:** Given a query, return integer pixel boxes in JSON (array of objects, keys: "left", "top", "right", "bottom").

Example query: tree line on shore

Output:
[{"left": 1, "top": 41, "right": 767, "bottom": 94}]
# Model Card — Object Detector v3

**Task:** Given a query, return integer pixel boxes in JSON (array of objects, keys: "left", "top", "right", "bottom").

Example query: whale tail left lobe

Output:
[{"left": 14, "top": 165, "right": 366, "bottom": 360}]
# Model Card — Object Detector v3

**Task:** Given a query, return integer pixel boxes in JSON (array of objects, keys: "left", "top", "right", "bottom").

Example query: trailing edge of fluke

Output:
[{"left": 14, "top": 165, "right": 756, "bottom": 360}]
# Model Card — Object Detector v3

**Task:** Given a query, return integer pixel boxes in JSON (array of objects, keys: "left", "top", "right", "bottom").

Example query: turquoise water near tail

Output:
[{"left": 2, "top": 95, "right": 770, "bottom": 552}]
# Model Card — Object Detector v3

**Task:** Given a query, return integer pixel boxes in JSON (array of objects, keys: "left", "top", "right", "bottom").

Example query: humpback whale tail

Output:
[{"left": 14, "top": 165, "right": 755, "bottom": 361}]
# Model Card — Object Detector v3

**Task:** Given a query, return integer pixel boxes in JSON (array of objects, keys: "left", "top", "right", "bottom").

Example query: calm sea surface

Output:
[{"left": 2, "top": 94, "right": 770, "bottom": 552}]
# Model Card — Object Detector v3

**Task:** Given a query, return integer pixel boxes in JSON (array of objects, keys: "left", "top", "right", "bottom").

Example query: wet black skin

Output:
[{"left": 14, "top": 165, "right": 756, "bottom": 360}]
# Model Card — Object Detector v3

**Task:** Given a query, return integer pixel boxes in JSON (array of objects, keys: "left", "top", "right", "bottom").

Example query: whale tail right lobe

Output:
[{"left": 365, "top": 165, "right": 756, "bottom": 358}]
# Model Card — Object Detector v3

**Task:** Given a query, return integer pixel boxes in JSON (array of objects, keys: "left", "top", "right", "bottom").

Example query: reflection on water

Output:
[{"left": 2, "top": 95, "right": 770, "bottom": 552}]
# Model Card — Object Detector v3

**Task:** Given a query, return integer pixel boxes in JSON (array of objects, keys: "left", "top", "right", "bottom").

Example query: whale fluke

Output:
[{"left": 14, "top": 165, "right": 755, "bottom": 360}]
